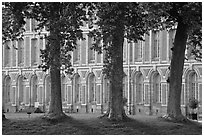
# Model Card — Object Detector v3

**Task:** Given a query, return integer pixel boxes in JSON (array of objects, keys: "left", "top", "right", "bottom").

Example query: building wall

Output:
[{"left": 2, "top": 19, "right": 202, "bottom": 117}]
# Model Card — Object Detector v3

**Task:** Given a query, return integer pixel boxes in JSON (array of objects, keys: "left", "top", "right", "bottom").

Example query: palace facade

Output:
[{"left": 2, "top": 19, "right": 202, "bottom": 117}]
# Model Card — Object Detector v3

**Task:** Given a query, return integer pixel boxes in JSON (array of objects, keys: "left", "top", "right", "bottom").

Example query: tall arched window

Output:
[
  {"left": 88, "top": 36, "right": 95, "bottom": 63},
  {"left": 88, "top": 74, "right": 95, "bottom": 103},
  {"left": 152, "top": 31, "right": 160, "bottom": 61},
  {"left": 73, "top": 40, "right": 80, "bottom": 64},
  {"left": 4, "top": 41, "right": 11, "bottom": 67},
  {"left": 18, "top": 40, "right": 24, "bottom": 66},
  {"left": 31, "top": 75, "right": 38, "bottom": 106},
  {"left": 135, "top": 73, "right": 143, "bottom": 104},
  {"left": 74, "top": 75, "right": 80, "bottom": 103},
  {"left": 152, "top": 72, "right": 161, "bottom": 104},
  {"left": 31, "top": 38, "right": 38, "bottom": 66},
  {"left": 3, "top": 76, "right": 11, "bottom": 109},
  {"left": 18, "top": 76, "right": 24, "bottom": 105},
  {"left": 189, "top": 72, "right": 198, "bottom": 100}
]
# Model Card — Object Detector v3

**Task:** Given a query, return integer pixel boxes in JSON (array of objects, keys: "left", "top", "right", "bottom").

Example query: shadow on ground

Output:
[{"left": 2, "top": 113, "right": 202, "bottom": 135}]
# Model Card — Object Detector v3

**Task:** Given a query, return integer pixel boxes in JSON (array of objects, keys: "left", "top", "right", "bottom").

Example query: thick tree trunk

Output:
[
  {"left": 45, "top": 66, "right": 66, "bottom": 119},
  {"left": 101, "top": 22, "right": 128, "bottom": 121},
  {"left": 44, "top": 30, "right": 66, "bottom": 120},
  {"left": 166, "top": 19, "right": 188, "bottom": 121}
]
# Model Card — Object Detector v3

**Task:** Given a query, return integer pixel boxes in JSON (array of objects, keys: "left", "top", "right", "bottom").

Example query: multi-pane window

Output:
[
  {"left": 25, "top": 37, "right": 30, "bottom": 66},
  {"left": 31, "top": 19, "right": 37, "bottom": 32},
  {"left": 81, "top": 86, "right": 86, "bottom": 104},
  {"left": 153, "top": 74, "right": 161, "bottom": 103},
  {"left": 136, "top": 84, "right": 143, "bottom": 103},
  {"left": 31, "top": 77, "right": 38, "bottom": 105},
  {"left": 73, "top": 41, "right": 80, "bottom": 64},
  {"left": 152, "top": 31, "right": 160, "bottom": 60},
  {"left": 88, "top": 37, "right": 95, "bottom": 63},
  {"left": 5, "top": 77, "right": 11, "bottom": 103},
  {"left": 144, "top": 84, "right": 149, "bottom": 104},
  {"left": 161, "top": 83, "right": 167, "bottom": 105},
  {"left": 18, "top": 77, "right": 24, "bottom": 104},
  {"left": 39, "top": 37, "right": 44, "bottom": 64},
  {"left": 12, "top": 41, "right": 17, "bottom": 67},
  {"left": 25, "top": 87, "right": 29, "bottom": 104},
  {"left": 129, "top": 42, "right": 133, "bottom": 63},
  {"left": 96, "top": 85, "right": 101, "bottom": 104},
  {"left": 190, "top": 73, "right": 198, "bottom": 100},
  {"left": 89, "top": 75, "right": 95, "bottom": 103},
  {"left": 31, "top": 38, "right": 38, "bottom": 66},
  {"left": 135, "top": 74, "right": 143, "bottom": 104},
  {"left": 38, "top": 87, "right": 43, "bottom": 104},
  {"left": 75, "top": 82, "right": 80, "bottom": 103},
  {"left": 26, "top": 18, "right": 31, "bottom": 31},
  {"left": 4, "top": 41, "right": 11, "bottom": 67},
  {"left": 12, "top": 87, "right": 16, "bottom": 104},
  {"left": 67, "top": 86, "right": 72, "bottom": 104},
  {"left": 18, "top": 40, "right": 24, "bottom": 66},
  {"left": 135, "top": 41, "right": 143, "bottom": 61},
  {"left": 153, "top": 83, "right": 160, "bottom": 103},
  {"left": 198, "top": 84, "right": 202, "bottom": 103}
]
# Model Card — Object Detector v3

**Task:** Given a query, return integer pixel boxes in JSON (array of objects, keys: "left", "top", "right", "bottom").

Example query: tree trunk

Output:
[
  {"left": 44, "top": 30, "right": 66, "bottom": 120},
  {"left": 167, "top": 19, "right": 188, "bottom": 121},
  {"left": 45, "top": 65, "right": 66, "bottom": 119},
  {"left": 102, "top": 22, "right": 128, "bottom": 121}
]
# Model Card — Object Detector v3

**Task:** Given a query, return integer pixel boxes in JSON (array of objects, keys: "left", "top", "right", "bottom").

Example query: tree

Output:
[
  {"left": 88, "top": 3, "right": 148, "bottom": 121},
  {"left": 144, "top": 2, "right": 202, "bottom": 121},
  {"left": 3, "top": 2, "right": 87, "bottom": 119}
]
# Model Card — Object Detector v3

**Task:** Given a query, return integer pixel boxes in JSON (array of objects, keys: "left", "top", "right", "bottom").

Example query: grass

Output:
[{"left": 2, "top": 113, "right": 202, "bottom": 135}]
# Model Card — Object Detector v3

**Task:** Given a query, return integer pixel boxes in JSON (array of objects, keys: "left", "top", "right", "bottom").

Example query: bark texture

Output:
[
  {"left": 44, "top": 29, "right": 66, "bottom": 120},
  {"left": 45, "top": 66, "right": 66, "bottom": 119},
  {"left": 101, "top": 21, "right": 128, "bottom": 121},
  {"left": 167, "top": 18, "right": 188, "bottom": 121}
]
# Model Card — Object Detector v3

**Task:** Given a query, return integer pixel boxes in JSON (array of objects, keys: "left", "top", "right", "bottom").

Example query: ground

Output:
[{"left": 2, "top": 113, "right": 202, "bottom": 135}]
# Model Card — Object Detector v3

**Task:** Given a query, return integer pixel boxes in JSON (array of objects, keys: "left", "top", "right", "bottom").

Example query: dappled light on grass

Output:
[{"left": 2, "top": 113, "right": 202, "bottom": 135}]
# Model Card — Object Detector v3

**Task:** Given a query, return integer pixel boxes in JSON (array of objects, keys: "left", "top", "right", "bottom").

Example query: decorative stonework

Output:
[
  {"left": 24, "top": 73, "right": 30, "bottom": 79},
  {"left": 160, "top": 68, "right": 168, "bottom": 77},
  {"left": 81, "top": 71, "right": 87, "bottom": 78},
  {"left": 197, "top": 67, "right": 202, "bottom": 76},
  {"left": 95, "top": 70, "right": 102, "bottom": 78},
  {"left": 141, "top": 68, "right": 151, "bottom": 78},
  {"left": 37, "top": 72, "right": 44, "bottom": 80},
  {"left": 10, "top": 73, "right": 18, "bottom": 82}
]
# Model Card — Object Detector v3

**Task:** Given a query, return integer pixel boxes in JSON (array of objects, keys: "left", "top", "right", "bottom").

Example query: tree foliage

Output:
[
  {"left": 86, "top": 3, "right": 151, "bottom": 120},
  {"left": 2, "top": 2, "right": 88, "bottom": 119},
  {"left": 144, "top": 2, "right": 202, "bottom": 61},
  {"left": 3, "top": 2, "right": 88, "bottom": 74},
  {"left": 88, "top": 3, "right": 148, "bottom": 78},
  {"left": 144, "top": 2, "right": 202, "bottom": 120}
]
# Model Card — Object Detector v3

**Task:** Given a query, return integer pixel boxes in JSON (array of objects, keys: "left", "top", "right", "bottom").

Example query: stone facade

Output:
[{"left": 2, "top": 19, "right": 202, "bottom": 117}]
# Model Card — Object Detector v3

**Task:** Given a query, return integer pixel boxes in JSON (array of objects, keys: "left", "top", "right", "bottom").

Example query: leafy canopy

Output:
[
  {"left": 87, "top": 3, "right": 149, "bottom": 77},
  {"left": 3, "top": 2, "right": 89, "bottom": 73},
  {"left": 143, "top": 2, "right": 202, "bottom": 61}
]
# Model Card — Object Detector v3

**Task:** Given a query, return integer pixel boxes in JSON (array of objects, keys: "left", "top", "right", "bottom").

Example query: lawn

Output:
[{"left": 2, "top": 113, "right": 202, "bottom": 135}]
